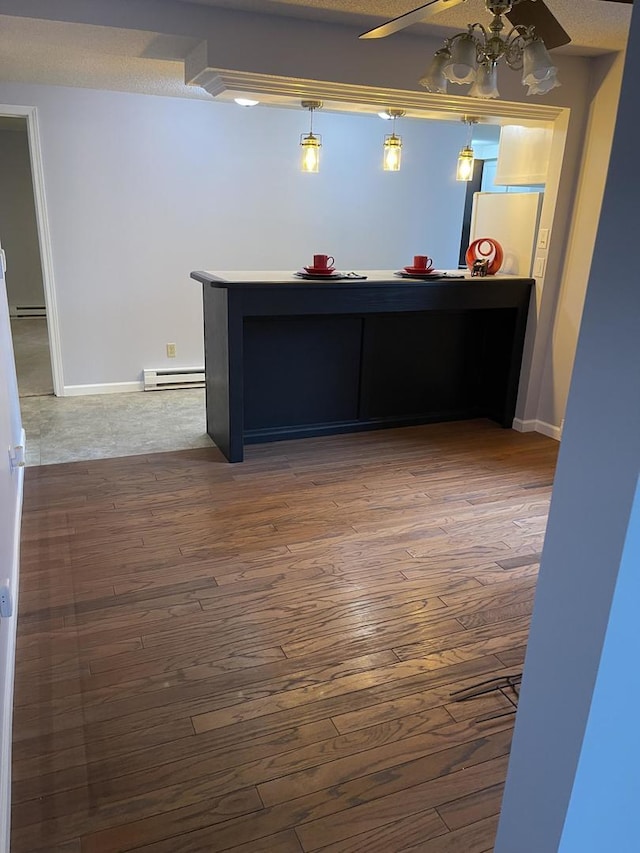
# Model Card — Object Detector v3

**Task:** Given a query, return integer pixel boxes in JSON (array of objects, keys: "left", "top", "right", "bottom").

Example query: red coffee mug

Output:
[
  {"left": 313, "top": 254, "right": 335, "bottom": 270},
  {"left": 413, "top": 255, "right": 433, "bottom": 270}
]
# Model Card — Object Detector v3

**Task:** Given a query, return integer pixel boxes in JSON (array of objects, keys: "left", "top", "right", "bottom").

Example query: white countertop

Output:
[{"left": 197, "top": 269, "right": 529, "bottom": 284}]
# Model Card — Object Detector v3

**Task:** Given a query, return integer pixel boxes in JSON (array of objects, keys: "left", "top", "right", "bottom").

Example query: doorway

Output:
[
  {"left": 0, "top": 105, "right": 63, "bottom": 399},
  {"left": 0, "top": 116, "right": 53, "bottom": 398}
]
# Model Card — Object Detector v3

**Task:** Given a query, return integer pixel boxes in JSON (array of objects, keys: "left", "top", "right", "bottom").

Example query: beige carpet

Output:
[{"left": 10, "top": 317, "right": 54, "bottom": 397}]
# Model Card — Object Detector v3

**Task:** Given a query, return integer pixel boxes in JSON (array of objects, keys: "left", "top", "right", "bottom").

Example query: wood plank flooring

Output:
[{"left": 13, "top": 420, "right": 558, "bottom": 852}]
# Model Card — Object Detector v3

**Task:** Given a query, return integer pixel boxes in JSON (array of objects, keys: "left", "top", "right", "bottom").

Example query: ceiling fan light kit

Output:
[
  {"left": 360, "top": 0, "right": 577, "bottom": 101},
  {"left": 418, "top": 2, "right": 559, "bottom": 99}
]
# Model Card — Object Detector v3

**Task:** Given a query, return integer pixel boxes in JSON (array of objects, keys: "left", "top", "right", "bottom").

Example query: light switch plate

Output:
[
  {"left": 534, "top": 257, "right": 546, "bottom": 278},
  {"left": 538, "top": 228, "right": 549, "bottom": 249}
]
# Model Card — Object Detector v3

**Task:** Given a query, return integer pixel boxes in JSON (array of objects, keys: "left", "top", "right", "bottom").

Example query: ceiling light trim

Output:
[{"left": 187, "top": 66, "right": 565, "bottom": 124}]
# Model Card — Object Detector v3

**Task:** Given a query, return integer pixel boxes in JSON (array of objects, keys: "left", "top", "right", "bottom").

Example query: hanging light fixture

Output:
[
  {"left": 419, "top": 1, "right": 559, "bottom": 100},
  {"left": 300, "top": 100, "right": 322, "bottom": 173},
  {"left": 457, "top": 117, "right": 478, "bottom": 182},
  {"left": 381, "top": 109, "right": 405, "bottom": 172}
]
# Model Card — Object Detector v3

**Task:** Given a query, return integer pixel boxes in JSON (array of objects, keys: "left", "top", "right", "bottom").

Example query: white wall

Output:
[
  {"left": 496, "top": 9, "right": 640, "bottom": 846},
  {"left": 0, "top": 125, "right": 44, "bottom": 313},
  {"left": 558, "top": 476, "right": 640, "bottom": 851},
  {"left": 0, "top": 82, "right": 468, "bottom": 390},
  {"left": 0, "top": 248, "right": 24, "bottom": 853},
  {"left": 535, "top": 50, "right": 625, "bottom": 429}
]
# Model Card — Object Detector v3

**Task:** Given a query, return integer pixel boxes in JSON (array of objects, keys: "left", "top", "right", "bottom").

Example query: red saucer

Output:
[
  {"left": 304, "top": 266, "right": 336, "bottom": 275},
  {"left": 404, "top": 266, "right": 436, "bottom": 274}
]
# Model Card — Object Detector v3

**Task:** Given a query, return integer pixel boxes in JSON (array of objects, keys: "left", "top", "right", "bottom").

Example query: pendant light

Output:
[
  {"left": 382, "top": 108, "right": 405, "bottom": 172},
  {"left": 300, "top": 100, "right": 322, "bottom": 173},
  {"left": 456, "top": 116, "right": 478, "bottom": 182}
]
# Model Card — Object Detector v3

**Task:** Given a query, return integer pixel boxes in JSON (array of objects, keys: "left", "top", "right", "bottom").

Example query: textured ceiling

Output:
[
  {"left": 179, "top": 0, "right": 632, "bottom": 53},
  {"left": 0, "top": 15, "right": 207, "bottom": 99},
  {"left": 0, "top": 1, "right": 630, "bottom": 102}
]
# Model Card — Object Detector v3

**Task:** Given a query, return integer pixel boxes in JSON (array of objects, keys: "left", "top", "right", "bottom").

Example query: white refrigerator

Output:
[{"left": 469, "top": 191, "right": 543, "bottom": 277}]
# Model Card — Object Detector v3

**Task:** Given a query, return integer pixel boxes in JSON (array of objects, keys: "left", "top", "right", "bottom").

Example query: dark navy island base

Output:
[{"left": 191, "top": 270, "right": 534, "bottom": 463}]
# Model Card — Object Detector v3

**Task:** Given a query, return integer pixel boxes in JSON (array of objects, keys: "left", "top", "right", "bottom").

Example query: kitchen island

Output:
[{"left": 191, "top": 270, "right": 534, "bottom": 462}]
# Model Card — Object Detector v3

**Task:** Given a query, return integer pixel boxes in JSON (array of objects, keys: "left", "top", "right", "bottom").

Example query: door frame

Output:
[{"left": 0, "top": 104, "right": 62, "bottom": 396}]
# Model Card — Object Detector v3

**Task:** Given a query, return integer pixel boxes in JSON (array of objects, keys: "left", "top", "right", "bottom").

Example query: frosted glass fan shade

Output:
[
  {"left": 444, "top": 36, "right": 477, "bottom": 85},
  {"left": 526, "top": 70, "right": 561, "bottom": 95},
  {"left": 469, "top": 62, "right": 500, "bottom": 99},
  {"left": 522, "top": 39, "right": 557, "bottom": 85},
  {"left": 419, "top": 49, "right": 450, "bottom": 93}
]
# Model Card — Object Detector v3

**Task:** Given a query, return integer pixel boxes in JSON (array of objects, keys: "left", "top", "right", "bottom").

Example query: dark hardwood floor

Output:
[{"left": 12, "top": 420, "right": 558, "bottom": 852}]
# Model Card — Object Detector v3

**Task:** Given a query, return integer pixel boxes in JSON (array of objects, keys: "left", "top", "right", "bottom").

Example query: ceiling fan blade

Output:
[
  {"left": 359, "top": 0, "right": 467, "bottom": 39},
  {"left": 598, "top": 1, "right": 632, "bottom": 3},
  {"left": 506, "top": 0, "right": 571, "bottom": 50}
]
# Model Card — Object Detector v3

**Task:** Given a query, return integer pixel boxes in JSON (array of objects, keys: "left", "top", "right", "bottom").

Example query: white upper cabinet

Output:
[{"left": 494, "top": 125, "right": 553, "bottom": 186}]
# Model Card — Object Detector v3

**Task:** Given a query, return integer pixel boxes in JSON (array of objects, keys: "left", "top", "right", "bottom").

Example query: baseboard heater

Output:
[
  {"left": 11, "top": 305, "right": 47, "bottom": 318},
  {"left": 143, "top": 367, "right": 205, "bottom": 391}
]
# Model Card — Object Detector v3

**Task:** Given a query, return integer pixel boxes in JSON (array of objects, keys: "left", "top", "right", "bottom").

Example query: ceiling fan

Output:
[
  {"left": 360, "top": 0, "right": 633, "bottom": 51},
  {"left": 360, "top": 0, "right": 632, "bottom": 98}
]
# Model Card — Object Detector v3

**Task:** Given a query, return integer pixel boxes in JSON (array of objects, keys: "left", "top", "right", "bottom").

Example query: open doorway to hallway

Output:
[{"left": 0, "top": 116, "right": 53, "bottom": 399}]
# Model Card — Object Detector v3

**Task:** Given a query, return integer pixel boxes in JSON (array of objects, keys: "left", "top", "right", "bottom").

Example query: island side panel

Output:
[
  {"left": 503, "top": 286, "right": 534, "bottom": 427},
  {"left": 203, "top": 285, "right": 244, "bottom": 462},
  {"left": 473, "top": 288, "right": 532, "bottom": 428}
]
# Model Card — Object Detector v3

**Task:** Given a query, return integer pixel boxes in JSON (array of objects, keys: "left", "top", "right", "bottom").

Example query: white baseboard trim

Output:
[
  {"left": 512, "top": 418, "right": 537, "bottom": 433},
  {"left": 513, "top": 418, "right": 563, "bottom": 441},
  {"left": 0, "top": 429, "right": 25, "bottom": 853},
  {"left": 63, "top": 381, "right": 144, "bottom": 396}
]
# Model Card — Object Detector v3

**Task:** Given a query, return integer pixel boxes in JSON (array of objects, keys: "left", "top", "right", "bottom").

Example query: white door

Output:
[{"left": 0, "top": 236, "right": 24, "bottom": 853}]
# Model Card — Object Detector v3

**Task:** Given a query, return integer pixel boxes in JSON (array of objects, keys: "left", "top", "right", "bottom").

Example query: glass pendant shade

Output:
[
  {"left": 419, "top": 49, "right": 450, "bottom": 93},
  {"left": 299, "top": 100, "right": 322, "bottom": 172},
  {"left": 456, "top": 146, "right": 475, "bottom": 182},
  {"left": 300, "top": 133, "right": 321, "bottom": 173},
  {"left": 522, "top": 39, "right": 557, "bottom": 85},
  {"left": 469, "top": 62, "right": 500, "bottom": 99},
  {"left": 444, "top": 36, "right": 477, "bottom": 85},
  {"left": 383, "top": 134, "right": 402, "bottom": 171}
]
